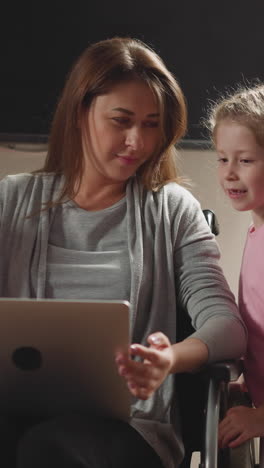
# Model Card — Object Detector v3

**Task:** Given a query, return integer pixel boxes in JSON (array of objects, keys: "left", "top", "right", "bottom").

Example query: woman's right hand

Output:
[{"left": 115, "top": 332, "right": 174, "bottom": 400}]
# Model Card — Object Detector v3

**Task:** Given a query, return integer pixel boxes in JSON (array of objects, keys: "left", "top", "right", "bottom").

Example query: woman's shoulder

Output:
[
  {"left": 0, "top": 172, "right": 61, "bottom": 195},
  {"left": 161, "top": 181, "right": 195, "bottom": 196},
  {"left": 131, "top": 178, "right": 201, "bottom": 214},
  {"left": 157, "top": 181, "right": 200, "bottom": 211},
  {"left": 1, "top": 171, "right": 57, "bottom": 185}
]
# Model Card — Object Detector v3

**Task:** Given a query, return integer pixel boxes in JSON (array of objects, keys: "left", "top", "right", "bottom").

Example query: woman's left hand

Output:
[{"left": 115, "top": 332, "right": 174, "bottom": 400}]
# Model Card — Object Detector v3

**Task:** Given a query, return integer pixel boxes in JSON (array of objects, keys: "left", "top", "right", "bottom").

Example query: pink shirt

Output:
[{"left": 239, "top": 224, "right": 264, "bottom": 407}]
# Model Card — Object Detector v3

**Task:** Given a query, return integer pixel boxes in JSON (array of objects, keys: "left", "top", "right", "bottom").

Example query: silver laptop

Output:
[{"left": 0, "top": 298, "right": 131, "bottom": 420}]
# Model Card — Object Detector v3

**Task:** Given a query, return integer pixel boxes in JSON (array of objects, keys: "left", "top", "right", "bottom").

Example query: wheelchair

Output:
[{"left": 175, "top": 209, "right": 258, "bottom": 468}]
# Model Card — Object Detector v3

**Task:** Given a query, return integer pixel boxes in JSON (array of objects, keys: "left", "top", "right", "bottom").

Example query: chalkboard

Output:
[{"left": 1, "top": 0, "right": 264, "bottom": 144}]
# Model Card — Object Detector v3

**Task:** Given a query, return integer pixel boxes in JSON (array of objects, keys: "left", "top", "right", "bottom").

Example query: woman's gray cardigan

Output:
[{"left": 0, "top": 173, "right": 247, "bottom": 467}]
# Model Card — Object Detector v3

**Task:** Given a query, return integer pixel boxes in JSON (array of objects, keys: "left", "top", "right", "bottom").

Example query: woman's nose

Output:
[{"left": 125, "top": 127, "right": 144, "bottom": 150}]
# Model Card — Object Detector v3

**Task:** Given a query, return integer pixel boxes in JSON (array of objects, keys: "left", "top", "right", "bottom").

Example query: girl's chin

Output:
[{"left": 229, "top": 200, "right": 251, "bottom": 212}]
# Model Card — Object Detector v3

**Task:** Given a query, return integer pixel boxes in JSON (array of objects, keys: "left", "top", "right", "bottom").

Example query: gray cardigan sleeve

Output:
[{"left": 169, "top": 185, "right": 247, "bottom": 362}]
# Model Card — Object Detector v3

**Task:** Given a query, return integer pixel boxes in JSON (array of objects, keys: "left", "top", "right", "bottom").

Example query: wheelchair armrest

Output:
[
  {"left": 205, "top": 359, "right": 244, "bottom": 383},
  {"left": 203, "top": 209, "right": 220, "bottom": 236}
]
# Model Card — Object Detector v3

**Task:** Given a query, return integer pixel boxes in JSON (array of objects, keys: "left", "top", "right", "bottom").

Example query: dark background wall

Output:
[{"left": 1, "top": 0, "right": 264, "bottom": 142}]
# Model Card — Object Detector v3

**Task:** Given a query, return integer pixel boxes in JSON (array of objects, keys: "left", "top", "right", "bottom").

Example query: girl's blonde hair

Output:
[
  {"left": 207, "top": 83, "right": 264, "bottom": 147},
  {"left": 39, "top": 37, "right": 187, "bottom": 202}
]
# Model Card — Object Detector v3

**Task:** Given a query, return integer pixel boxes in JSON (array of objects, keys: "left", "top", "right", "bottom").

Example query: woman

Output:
[{"left": 0, "top": 37, "right": 246, "bottom": 468}]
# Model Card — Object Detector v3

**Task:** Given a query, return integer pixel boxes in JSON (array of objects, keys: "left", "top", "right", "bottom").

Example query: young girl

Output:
[{"left": 207, "top": 84, "right": 264, "bottom": 459}]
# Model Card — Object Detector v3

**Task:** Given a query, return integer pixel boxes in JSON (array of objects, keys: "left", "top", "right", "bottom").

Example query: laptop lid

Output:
[{"left": 0, "top": 298, "right": 131, "bottom": 420}]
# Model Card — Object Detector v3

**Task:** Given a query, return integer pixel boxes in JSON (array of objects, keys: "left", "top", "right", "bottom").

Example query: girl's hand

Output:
[
  {"left": 115, "top": 332, "right": 174, "bottom": 400},
  {"left": 219, "top": 405, "right": 264, "bottom": 448}
]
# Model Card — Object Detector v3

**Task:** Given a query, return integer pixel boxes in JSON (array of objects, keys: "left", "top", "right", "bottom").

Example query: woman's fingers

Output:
[
  {"left": 115, "top": 333, "right": 173, "bottom": 399},
  {"left": 117, "top": 353, "right": 159, "bottom": 382},
  {"left": 127, "top": 382, "right": 153, "bottom": 400},
  {"left": 130, "top": 344, "right": 161, "bottom": 364},
  {"left": 147, "top": 332, "right": 171, "bottom": 350}
]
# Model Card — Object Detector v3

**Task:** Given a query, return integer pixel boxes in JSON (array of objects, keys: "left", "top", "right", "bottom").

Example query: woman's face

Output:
[{"left": 81, "top": 80, "right": 161, "bottom": 187}]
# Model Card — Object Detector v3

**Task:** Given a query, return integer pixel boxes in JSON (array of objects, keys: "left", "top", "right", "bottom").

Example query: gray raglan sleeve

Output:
[{"left": 171, "top": 188, "right": 247, "bottom": 363}]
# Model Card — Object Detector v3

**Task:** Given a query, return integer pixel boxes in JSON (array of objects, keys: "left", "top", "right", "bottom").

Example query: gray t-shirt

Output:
[{"left": 46, "top": 197, "right": 130, "bottom": 301}]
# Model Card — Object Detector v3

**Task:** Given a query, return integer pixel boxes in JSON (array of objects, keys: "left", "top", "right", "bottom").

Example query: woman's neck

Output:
[{"left": 73, "top": 178, "right": 127, "bottom": 211}]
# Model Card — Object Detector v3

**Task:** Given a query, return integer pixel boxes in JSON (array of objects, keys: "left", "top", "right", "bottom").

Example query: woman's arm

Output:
[
  {"left": 169, "top": 336, "right": 209, "bottom": 373},
  {"left": 116, "top": 332, "right": 209, "bottom": 400},
  {"left": 170, "top": 189, "right": 247, "bottom": 363}
]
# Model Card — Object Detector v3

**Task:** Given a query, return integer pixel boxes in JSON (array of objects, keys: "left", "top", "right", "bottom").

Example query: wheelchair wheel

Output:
[
  {"left": 218, "top": 440, "right": 257, "bottom": 468},
  {"left": 220, "top": 386, "right": 258, "bottom": 467},
  {"left": 229, "top": 439, "right": 257, "bottom": 468}
]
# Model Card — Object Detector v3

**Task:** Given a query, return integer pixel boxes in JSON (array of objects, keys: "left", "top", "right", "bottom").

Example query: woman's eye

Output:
[
  {"left": 144, "top": 121, "right": 159, "bottom": 128},
  {"left": 112, "top": 117, "right": 129, "bottom": 125}
]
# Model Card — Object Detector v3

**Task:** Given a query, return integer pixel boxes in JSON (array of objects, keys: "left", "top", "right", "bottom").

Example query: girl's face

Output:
[
  {"left": 215, "top": 120, "right": 264, "bottom": 227},
  {"left": 81, "top": 79, "right": 161, "bottom": 188}
]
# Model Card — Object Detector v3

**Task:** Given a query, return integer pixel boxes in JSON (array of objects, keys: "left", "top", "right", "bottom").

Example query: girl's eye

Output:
[
  {"left": 241, "top": 159, "right": 253, "bottom": 164},
  {"left": 217, "top": 157, "right": 228, "bottom": 163}
]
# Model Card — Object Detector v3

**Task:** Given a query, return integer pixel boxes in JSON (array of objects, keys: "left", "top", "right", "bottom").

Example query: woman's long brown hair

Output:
[{"left": 38, "top": 37, "right": 187, "bottom": 204}]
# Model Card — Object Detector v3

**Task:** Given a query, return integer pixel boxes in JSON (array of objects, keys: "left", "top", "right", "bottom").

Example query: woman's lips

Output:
[{"left": 117, "top": 155, "right": 138, "bottom": 165}]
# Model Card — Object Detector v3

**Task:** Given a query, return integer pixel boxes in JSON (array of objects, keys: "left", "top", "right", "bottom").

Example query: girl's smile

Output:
[
  {"left": 227, "top": 189, "right": 247, "bottom": 199},
  {"left": 215, "top": 119, "right": 264, "bottom": 227}
]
